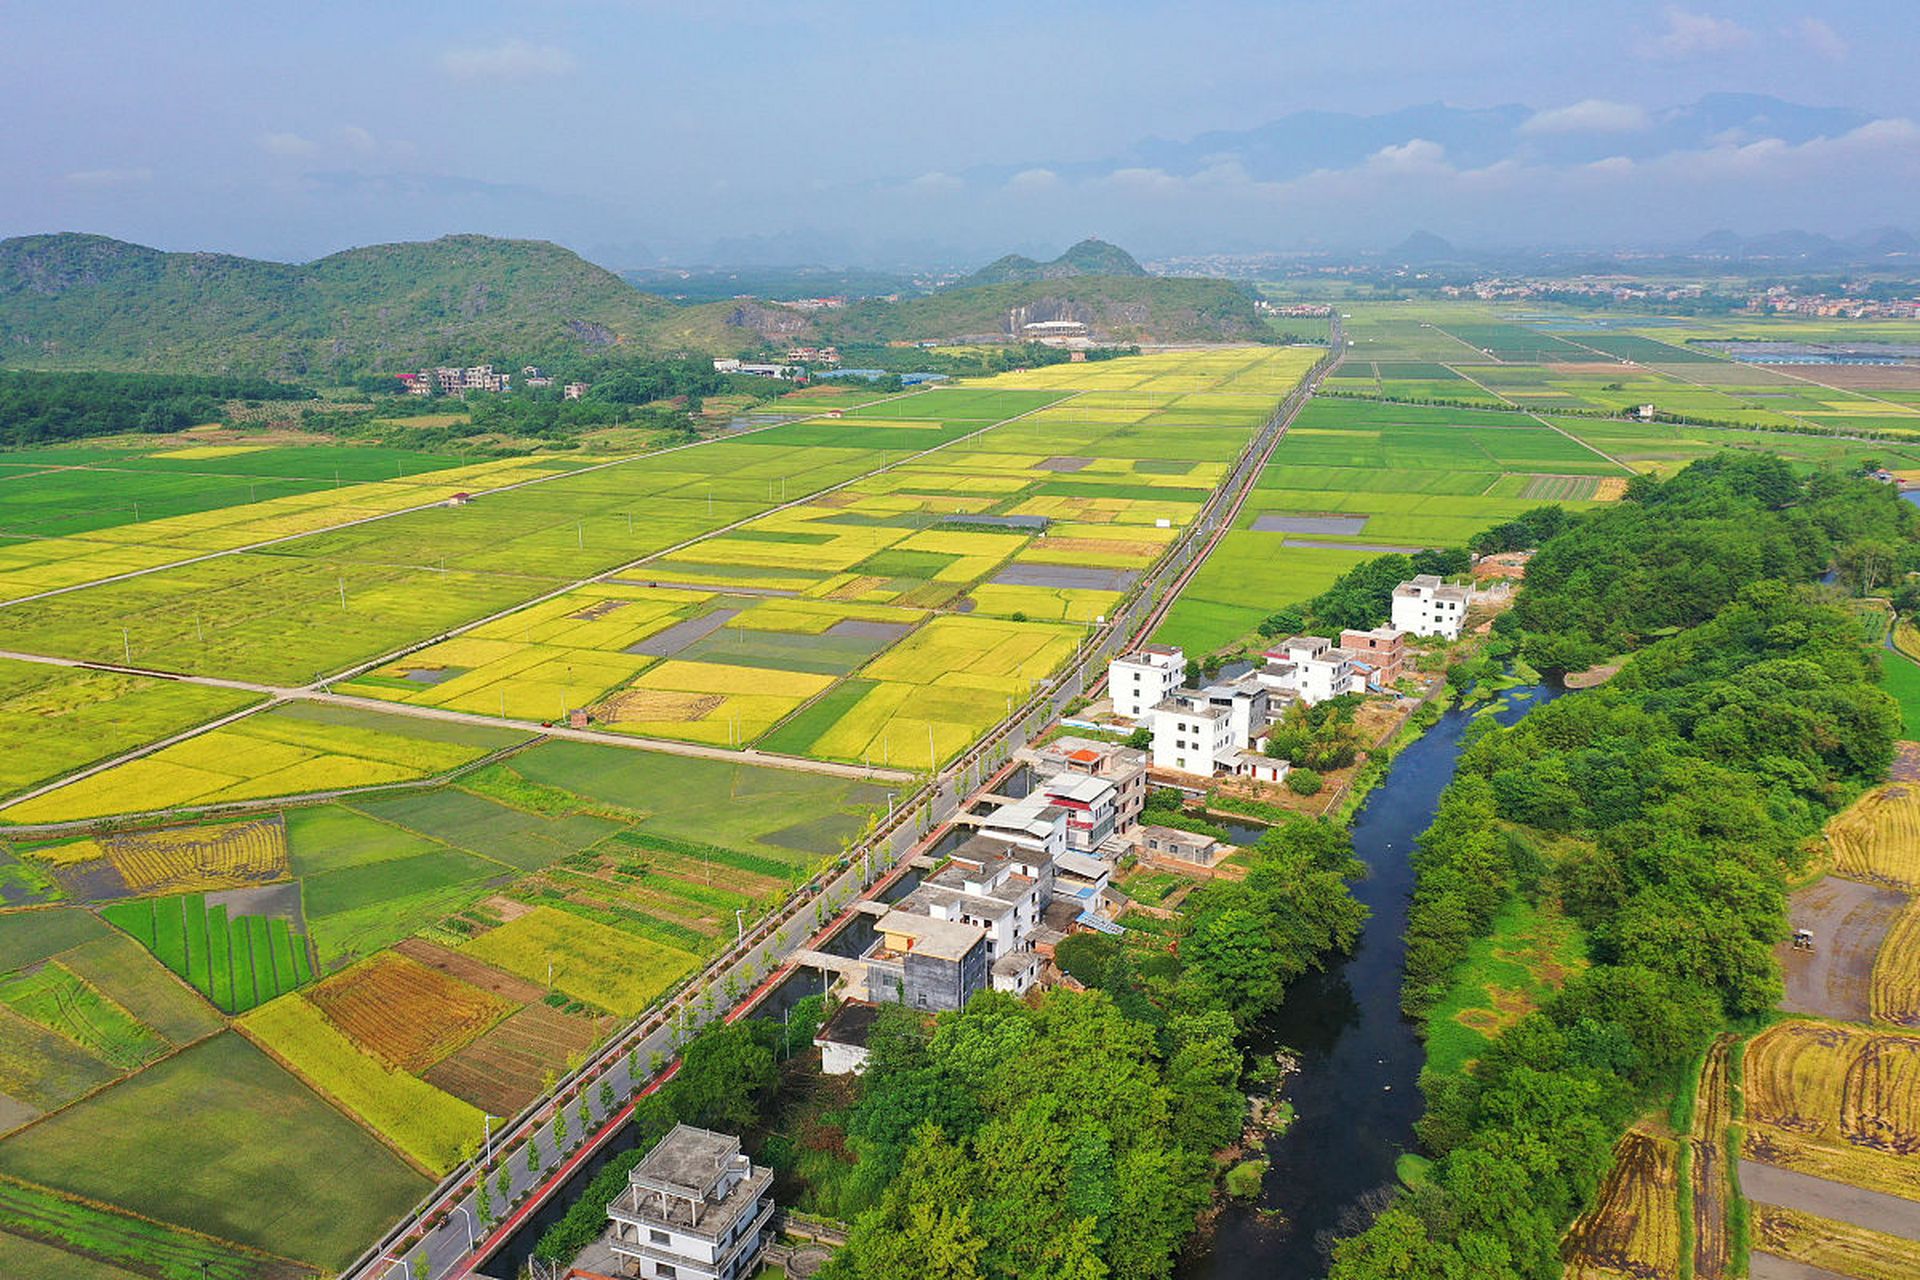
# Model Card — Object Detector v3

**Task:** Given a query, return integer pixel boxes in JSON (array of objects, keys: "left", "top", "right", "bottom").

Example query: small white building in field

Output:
[
  {"left": 1109, "top": 645, "right": 1185, "bottom": 722},
  {"left": 1391, "top": 575, "right": 1469, "bottom": 640},
  {"left": 814, "top": 1000, "right": 880, "bottom": 1076}
]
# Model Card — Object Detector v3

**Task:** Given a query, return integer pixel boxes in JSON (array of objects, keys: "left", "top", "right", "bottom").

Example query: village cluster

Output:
[{"left": 796, "top": 573, "right": 1468, "bottom": 1074}]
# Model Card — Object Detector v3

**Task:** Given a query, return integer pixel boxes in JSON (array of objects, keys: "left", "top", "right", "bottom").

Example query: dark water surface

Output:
[{"left": 1180, "top": 685, "right": 1558, "bottom": 1280}]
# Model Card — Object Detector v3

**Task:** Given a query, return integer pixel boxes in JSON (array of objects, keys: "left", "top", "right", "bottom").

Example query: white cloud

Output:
[
  {"left": 61, "top": 166, "right": 152, "bottom": 187},
  {"left": 907, "top": 171, "right": 962, "bottom": 192},
  {"left": 1796, "top": 17, "right": 1848, "bottom": 61},
  {"left": 1635, "top": 8, "right": 1753, "bottom": 59},
  {"left": 1520, "top": 99, "right": 1651, "bottom": 135},
  {"left": 440, "top": 39, "right": 575, "bottom": 82},
  {"left": 1006, "top": 168, "right": 1059, "bottom": 192},
  {"left": 261, "top": 132, "right": 317, "bottom": 157},
  {"left": 1367, "top": 139, "right": 1448, "bottom": 172}
]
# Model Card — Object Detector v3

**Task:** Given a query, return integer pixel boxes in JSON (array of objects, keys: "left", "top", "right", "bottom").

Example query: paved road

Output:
[
  {"left": 1741, "top": 1161, "right": 1920, "bottom": 1241},
  {"left": 1750, "top": 1254, "right": 1850, "bottom": 1280}
]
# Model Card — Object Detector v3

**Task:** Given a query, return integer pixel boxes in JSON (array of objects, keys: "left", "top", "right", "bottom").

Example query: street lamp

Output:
[
  {"left": 451, "top": 1204, "right": 477, "bottom": 1252},
  {"left": 735, "top": 908, "right": 746, "bottom": 944},
  {"left": 382, "top": 1257, "right": 412, "bottom": 1280}
]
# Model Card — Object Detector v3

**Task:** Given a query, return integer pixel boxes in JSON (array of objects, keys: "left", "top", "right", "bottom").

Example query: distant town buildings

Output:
[
  {"left": 713, "top": 358, "right": 801, "bottom": 380},
  {"left": 563, "top": 381, "right": 590, "bottom": 400},
  {"left": 607, "top": 1125, "right": 773, "bottom": 1280},
  {"left": 1391, "top": 575, "right": 1469, "bottom": 640},
  {"left": 402, "top": 365, "right": 511, "bottom": 395},
  {"left": 784, "top": 345, "right": 840, "bottom": 365},
  {"left": 782, "top": 296, "right": 846, "bottom": 313}
]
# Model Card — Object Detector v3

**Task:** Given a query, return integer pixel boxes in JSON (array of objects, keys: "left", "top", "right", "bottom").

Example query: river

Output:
[{"left": 1181, "top": 683, "right": 1560, "bottom": 1279}]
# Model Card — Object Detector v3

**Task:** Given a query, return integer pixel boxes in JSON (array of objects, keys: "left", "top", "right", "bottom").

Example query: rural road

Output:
[
  {"left": 1750, "top": 1254, "right": 1852, "bottom": 1280},
  {"left": 1741, "top": 1161, "right": 1920, "bottom": 1241}
]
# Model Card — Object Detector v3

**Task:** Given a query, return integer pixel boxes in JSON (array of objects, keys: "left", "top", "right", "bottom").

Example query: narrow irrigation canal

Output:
[{"left": 1183, "top": 684, "right": 1559, "bottom": 1280}]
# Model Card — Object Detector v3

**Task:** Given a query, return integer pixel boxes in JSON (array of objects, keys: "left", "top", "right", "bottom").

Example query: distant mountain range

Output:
[
  {"left": 957, "top": 239, "right": 1146, "bottom": 288},
  {"left": 0, "top": 233, "right": 674, "bottom": 378},
  {"left": 0, "top": 233, "right": 1259, "bottom": 376}
]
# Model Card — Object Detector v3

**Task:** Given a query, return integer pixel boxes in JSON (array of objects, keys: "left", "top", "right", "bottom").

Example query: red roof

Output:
[{"left": 1067, "top": 748, "right": 1101, "bottom": 763}]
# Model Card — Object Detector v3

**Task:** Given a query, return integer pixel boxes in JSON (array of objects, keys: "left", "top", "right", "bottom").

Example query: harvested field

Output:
[
  {"left": 421, "top": 1001, "right": 600, "bottom": 1116},
  {"left": 1562, "top": 1129, "right": 1680, "bottom": 1279},
  {"left": 1780, "top": 876, "right": 1909, "bottom": 1021},
  {"left": 1827, "top": 784, "right": 1920, "bottom": 889},
  {"left": 1690, "top": 1037, "right": 1735, "bottom": 1280},
  {"left": 307, "top": 952, "right": 514, "bottom": 1072},
  {"left": 597, "top": 689, "right": 725, "bottom": 723},
  {"left": 1743, "top": 1021, "right": 1920, "bottom": 1200},
  {"left": 392, "top": 937, "right": 546, "bottom": 1002},
  {"left": 1752, "top": 1202, "right": 1920, "bottom": 1279},
  {"left": 1872, "top": 897, "right": 1920, "bottom": 1026},
  {"left": 101, "top": 817, "right": 289, "bottom": 895}
]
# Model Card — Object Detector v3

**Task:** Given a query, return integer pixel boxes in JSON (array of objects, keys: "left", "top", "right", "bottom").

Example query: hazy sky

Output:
[{"left": 4, "top": 1, "right": 1916, "bottom": 266}]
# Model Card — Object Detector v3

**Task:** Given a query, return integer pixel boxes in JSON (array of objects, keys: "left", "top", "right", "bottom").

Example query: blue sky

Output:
[{"left": 3, "top": 1, "right": 1916, "bottom": 265}]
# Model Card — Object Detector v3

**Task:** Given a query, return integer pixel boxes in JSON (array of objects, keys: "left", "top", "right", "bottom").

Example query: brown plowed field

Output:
[
  {"left": 308, "top": 952, "right": 514, "bottom": 1073},
  {"left": 421, "top": 1002, "right": 601, "bottom": 1116}
]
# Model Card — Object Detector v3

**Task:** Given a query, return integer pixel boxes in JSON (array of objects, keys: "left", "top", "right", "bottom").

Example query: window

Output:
[
  {"left": 651, "top": 1229, "right": 672, "bottom": 1245},
  {"left": 659, "top": 1267, "right": 677, "bottom": 1280}
]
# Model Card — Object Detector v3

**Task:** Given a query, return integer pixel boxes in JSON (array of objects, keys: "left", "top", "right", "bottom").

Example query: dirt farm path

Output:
[{"left": 1777, "top": 875, "right": 1911, "bottom": 1020}]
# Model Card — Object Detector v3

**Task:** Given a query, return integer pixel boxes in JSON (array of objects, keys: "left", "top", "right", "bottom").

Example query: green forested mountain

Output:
[
  {"left": 957, "top": 237, "right": 1147, "bottom": 287},
  {"left": 824, "top": 273, "right": 1263, "bottom": 344},
  {"left": 0, "top": 232, "right": 1263, "bottom": 378},
  {"left": 0, "top": 233, "right": 675, "bottom": 379}
]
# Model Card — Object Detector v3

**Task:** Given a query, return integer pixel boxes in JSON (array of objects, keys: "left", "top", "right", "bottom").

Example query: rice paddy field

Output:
[
  {"left": 1158, "top": 302, "right": 1920, "bottom": 655},
  {"left": 307, "top": 347, "right": 1322, "bottom": 767},
  {"left": 0, "top": 701, "right": 529, "bottom": 826},
  {"left": 0, "top": 729, "right": 883, "bottom": 1272}
]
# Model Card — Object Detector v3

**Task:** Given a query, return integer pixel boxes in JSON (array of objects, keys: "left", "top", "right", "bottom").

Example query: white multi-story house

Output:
[
  {"left": 1148, "top": 697, "right": 1234, "bottom": 775},
  {"left": 607, "top": 1125, "right": 774, "bottom": 1280},
  {"left": 1391, "top": 575, "right": 1470, "bottom": 640},
  {"left": 1109, "top": 645, "right": 1185, "bottom": 722},
  {"left": 1259, "top": 636, "right": 1365, "bottom": 705}
]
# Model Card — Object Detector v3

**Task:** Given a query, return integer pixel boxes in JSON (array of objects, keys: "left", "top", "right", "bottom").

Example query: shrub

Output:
[{"left": 1286, "top": 769, "right": 1323, "bottom": 796}]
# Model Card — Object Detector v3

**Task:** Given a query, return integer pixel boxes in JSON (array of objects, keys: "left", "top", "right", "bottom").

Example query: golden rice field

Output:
[
  {"left": 1826, "top": 783, "right": 1920, "bottom": 889},
  {"left": 240, "top": 992, "right": 483, "bottom": 1174},
  {"left": 1750, "top": 1203, "right": 1920, "bottom": 1280},
  {"left": 1872, "top": 897, "right": 1920, "bottom": 1027},
  {"left": 0, "top": 456, "right": 562, "bottom": 603},
  {"left": 458, "top": 905, "right": 697, "bottom": 1017},
  {"left": 1560, "top": 1129, "right": 1680, "bottom": 1279},
  {"left": 0, "top": 704, "right": 523, "bottom": 826},
  {"left": 1742, "top": 1020, "right": 1920, "bottom": 1199}
]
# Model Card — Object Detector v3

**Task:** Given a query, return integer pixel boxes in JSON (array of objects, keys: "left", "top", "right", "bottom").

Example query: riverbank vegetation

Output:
[{"left": 1330, "top": 454, "right": 1910, "bottom": 1279}]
